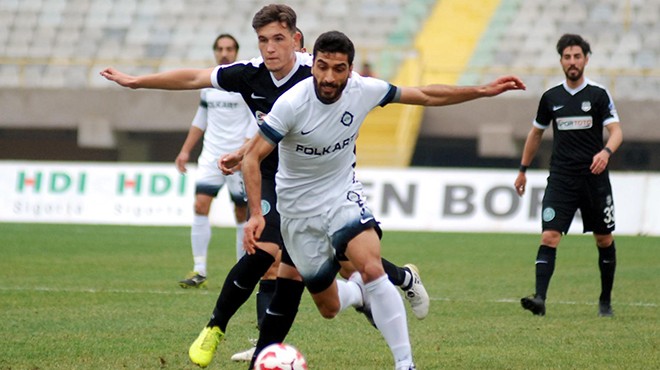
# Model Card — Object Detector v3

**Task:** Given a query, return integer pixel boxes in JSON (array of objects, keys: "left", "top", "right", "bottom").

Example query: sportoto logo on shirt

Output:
[{"left": 556, "top": 116, "right": 593, "bottom": 130}]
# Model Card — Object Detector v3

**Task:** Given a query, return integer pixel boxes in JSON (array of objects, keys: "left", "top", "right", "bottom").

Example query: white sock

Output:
[
  {"left": 235, "top": 221, "right": 246, "bottom": 261},
  {"left": 366, "top": 274, "right": 413, "bottom": 368},
  {"left": 191, "top": 214, "right": 211, "bottom": 276},
  {"left": 337, "top": 278, "right": 363, "bottom": 312}
]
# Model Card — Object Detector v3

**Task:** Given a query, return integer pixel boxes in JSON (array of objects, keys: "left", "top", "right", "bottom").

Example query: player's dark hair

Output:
[
  {"left": 252, "top": 4, "right": 297, "bottom": 34},
  {"left": 296, "top": 27, "right": 304, "bottom": 49},
  {"left": 556, "top": 34, "right": 591, "bottom": 56},
  {"left": 313, "top": 31, "right": 355, "bottom": 65},
  {"left": 213, "top": 33, "right": 239, "bottom": 52}
]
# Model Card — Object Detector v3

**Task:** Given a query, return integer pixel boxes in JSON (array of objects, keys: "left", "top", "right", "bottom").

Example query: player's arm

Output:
[
  {"left": 242, "top": 134, "right": 276, "bottom": 253},
  {"left": 514, "top": 126, "right": 544, "bottom": 196},
  {"left": 397, "top": 75, "right": 526, "bottom": 106},
  {"left": 175, "top": 126, "right": 204, "bottom": 174},
  {"left": 100, "top": 67, "right": 214, "bottom": 90},
  {"left": 591, "top": 122, "right": 623, "bottom": 175},
  {"left": 219, "top": 140, "right": 249, "bottom": 175}
]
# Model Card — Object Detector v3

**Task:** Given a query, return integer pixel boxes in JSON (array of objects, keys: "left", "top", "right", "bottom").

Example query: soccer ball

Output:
[{"left": 253, "top": 343, "right": 308, "bottom": 370}]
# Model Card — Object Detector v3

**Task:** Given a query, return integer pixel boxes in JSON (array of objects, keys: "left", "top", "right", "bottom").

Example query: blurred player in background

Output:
[
  {"left": 515, "top": 34, "right": 623, "bottom": 317},
  {"left": 242, "top": 30, "right": 525, "bottom": 370},
  {"left": 175, "top": 33, "right": 253, "bottom": 289},
  {"left": 101, "top": 5, "right": 428, "bottom": 368}
]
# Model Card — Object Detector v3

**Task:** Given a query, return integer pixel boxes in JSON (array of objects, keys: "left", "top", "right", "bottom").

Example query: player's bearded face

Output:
[
  {"left": 560, "top": 46, "right": 587, "bottom": 82},
  {"left": 312, "top": 52, "right": 351, "bottom": 104}
]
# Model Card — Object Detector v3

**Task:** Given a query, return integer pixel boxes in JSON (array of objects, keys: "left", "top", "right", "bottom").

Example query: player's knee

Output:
[
  {"left": 361, "top": 260, "right": 385, "bottom": 283},
  {"left": 263, "top": 262, "right": 279, "bottom": 280},
  {"left": 234, "top": 205, "right": 248, "bottom": 222},
  {"left": 541, "top": 230, "right": 561, "bottom": 246},
  {"left": 595, "top": 233, "right": 613, "bottom": 247},
  {"left": 194, "top": 201, "right": 211, "bottom": 215},
  {"left": 317, "top": 303, "right": 340, "bottom": 319}
]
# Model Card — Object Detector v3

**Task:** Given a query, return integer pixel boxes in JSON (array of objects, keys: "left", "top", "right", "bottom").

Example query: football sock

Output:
[
  {"left": 381, "top": 258, "right": 411, "bottom": 288},
  {"left": 191, "top": 214, "right": 211, "bottom": 276},
  {"left": 598, "top": 241, "right": 617, "bottom": 303},
  {"left": 256, "top": 279, "right": 276, "bottom": 330},
  {"left": 535, "top": 244, "right": 556, "bottom": 300},
  {"left": 207, "top": 248, "right": 275, "bottom": 331},
  {"left": 366, "top": 274, "right": 412, "bottom": 367},
  {"left": 250, "top": 278, "right": 305, "bottom": 369},
  {"left": 235, "top": 221, "right": 246, "bottom": 261},
  {"left": 338, "top": 274, "right": 364, "bottom": 311}
]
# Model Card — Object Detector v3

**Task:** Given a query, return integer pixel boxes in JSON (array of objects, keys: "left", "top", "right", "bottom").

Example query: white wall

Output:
[{"left": 1, "top": 161, "right": 658, "bottom": 236}]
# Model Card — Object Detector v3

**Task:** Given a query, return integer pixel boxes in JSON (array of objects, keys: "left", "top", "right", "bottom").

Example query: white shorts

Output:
[
  {"left": 280, "top": 182, "right": 379, "bottom": 293},
  {"left": 195, "top": 156, "right": 246, "bottom": 204}
]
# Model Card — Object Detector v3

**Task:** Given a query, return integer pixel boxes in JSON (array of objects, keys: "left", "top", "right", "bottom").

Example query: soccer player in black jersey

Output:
[
  {"left": 101, "top": 5, "right": 429, "bottom": 368},
  {"left": 514, "top": 34, "right": 623, "bottom": 317}
]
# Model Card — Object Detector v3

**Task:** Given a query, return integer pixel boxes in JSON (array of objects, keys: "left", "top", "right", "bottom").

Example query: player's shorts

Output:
[
  {"left": 280, "top": 182, "right": 381, "bottom": 294},
  {"left": 195, "top": 157, "right": 247, "bottom": 205},
  {"left": 255, "top": 177, "right": 285, "bottom": 248},
  {"left": 541, "top": 171, "right": 615, "bottom": 234}
]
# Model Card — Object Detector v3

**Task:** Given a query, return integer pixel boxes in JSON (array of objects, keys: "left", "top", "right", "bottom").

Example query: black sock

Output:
[
  {"left": 598, "top": 241, "right": 617, "bottom": 303},
  {"left": 207, "top": 249, "right": 275, "bottom": 331},
  {"left": 249, "top": 278, "right": 305, "bottom": 369},
  {"left": 381, "top": 258, "right": 408, "bottom": 287},
  {"left": 535, "top": 245, "right": 556, "bottom": 300},
  {"left": 256, "top": 279, "right": 276, "bottom": 330}
]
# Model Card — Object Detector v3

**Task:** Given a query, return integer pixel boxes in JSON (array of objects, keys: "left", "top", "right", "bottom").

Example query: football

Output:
[{"left": 253, "top": 343, "right": 308, "bottom": 370}]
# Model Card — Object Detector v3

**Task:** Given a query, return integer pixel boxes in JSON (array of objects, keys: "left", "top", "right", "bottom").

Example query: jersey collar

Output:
[
  {"left": 270, "top": 52, "right": 308, "bottom": 87},
  {"left": 562, "top": 78, "right": 589, "bottom": 96}
]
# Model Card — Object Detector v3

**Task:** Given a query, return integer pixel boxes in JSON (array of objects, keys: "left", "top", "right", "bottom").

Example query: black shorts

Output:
[
  {"left": 255, "top": 177, "right": 285, "bottom": 248},
  {"left": 541, "top": 171, "right": 615, "bottom": 234}
]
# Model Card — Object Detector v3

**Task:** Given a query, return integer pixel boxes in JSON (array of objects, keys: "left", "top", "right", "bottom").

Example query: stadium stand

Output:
[{"left": 1, "top": 0, "right": 659, "bottom": 169}]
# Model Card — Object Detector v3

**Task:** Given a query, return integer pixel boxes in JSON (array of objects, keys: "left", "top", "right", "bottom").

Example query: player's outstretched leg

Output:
[
  {"left": 381, "top": 258, "right": 430, "bottom": 319},
  {"left": 248, "top": 277, "right": 305, "bottom": 369},
  {"left": 188, "top": 249, "right": 274, "bottom": 367}
]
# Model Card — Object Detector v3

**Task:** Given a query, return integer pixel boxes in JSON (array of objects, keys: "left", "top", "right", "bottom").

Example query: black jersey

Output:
[
  {"left": 211, "top": 52, "right": 313, "bottom": 179},
  {"left": 534, "top": 79, "right": 619, "bottom": 176}
]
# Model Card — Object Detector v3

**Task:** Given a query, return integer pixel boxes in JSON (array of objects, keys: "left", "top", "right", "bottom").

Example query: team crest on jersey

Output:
[
  {"left": 256, "top": 111, "right": 267, "bottom": 126},
  {"left": 261, "top": 199, "right": 271, "bottom": 215},
  {"left": 581, "top": 101, "right": 591, "bottom": 112},
  {"left": 542, "top": 207, "right": 556, "bottom": 222},
  {"left": 341, "top": 111, "right": 354, "bottom": 127}
]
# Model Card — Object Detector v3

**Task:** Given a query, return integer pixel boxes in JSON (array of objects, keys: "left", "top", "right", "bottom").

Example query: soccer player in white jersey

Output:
[
  {"left": 242, "top": 31, "right": 525, "bottom": 370},
  {"left": 176, "top": 34, "right": 254, "bottom": 288}
]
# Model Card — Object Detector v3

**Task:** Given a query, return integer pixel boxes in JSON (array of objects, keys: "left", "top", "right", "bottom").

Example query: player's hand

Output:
[
  {"left": 99, "top": 67, "right": 138, "bottom": 88},
  {"left": 514, "top": 173, "right": 527, "bottom": 196},
  {"left": 485, "top": 75, "right": 526, "bottom": 96},
  {"left": 243, "top": 215, "right": 265, "bottom": 254},
  {"left": 590, "top": 150, "right": 610, "bottom": 175},
  {"left": 218, "top": 151, "right": 242, "bottom": 175},
  {"left": 175, "top": 152, "right": 189, "bottom": 174}
]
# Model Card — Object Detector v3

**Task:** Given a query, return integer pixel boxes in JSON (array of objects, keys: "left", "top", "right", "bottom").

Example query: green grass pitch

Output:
[{"left": 1, "top": 223, "right": 658, "bottom": 369}]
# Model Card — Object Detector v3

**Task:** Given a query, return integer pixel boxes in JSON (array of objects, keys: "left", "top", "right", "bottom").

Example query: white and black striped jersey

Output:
[
  {"left": 534, "top": 79, "right": 620, "bottom": 175},
  {"left": 210, "top": 52, "right": 313, "bottom": 179},
  {"left": 260, "top": 72, "right": 398, "bottom": 218}
]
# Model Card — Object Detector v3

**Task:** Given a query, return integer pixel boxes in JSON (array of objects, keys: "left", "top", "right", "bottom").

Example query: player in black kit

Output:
[
  {"left": 514, "top": 34, "right": 623, "bottom": 317},
  {"left": 101, "top": 4, "right": 429, "bottom": 368}
]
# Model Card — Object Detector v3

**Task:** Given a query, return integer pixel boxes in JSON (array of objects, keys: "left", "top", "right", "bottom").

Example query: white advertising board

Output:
[{"left": 1, "top": 161, "right": 658, "bottom": 236}]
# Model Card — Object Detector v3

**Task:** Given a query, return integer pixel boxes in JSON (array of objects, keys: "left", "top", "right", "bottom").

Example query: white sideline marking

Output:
[
  {"left": 0, "top": 286, "right": 211, "bottom": 295},
  {"left": 1, "top": 287, "right": 656, "bottom": 307},
  {"left": 430, "top": 296, "right": 658, "bottom": 307}
]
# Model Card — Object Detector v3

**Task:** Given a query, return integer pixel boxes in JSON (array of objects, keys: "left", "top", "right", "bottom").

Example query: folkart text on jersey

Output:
[{"left": 295, "top": 132, "right": 358, "bottom": 156}]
